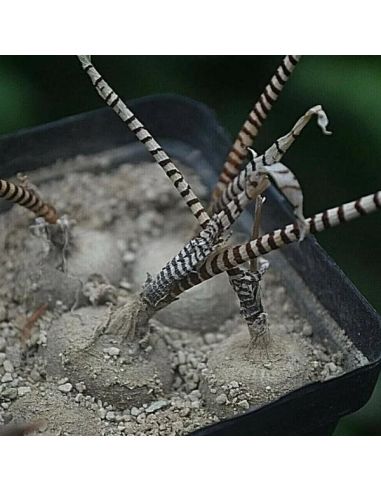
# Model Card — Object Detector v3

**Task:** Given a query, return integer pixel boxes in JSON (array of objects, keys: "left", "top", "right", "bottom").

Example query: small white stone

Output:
[
  {"left": 1, "top": 373, "right": 12, "bottom": 383},
  {"left": 75, "top": 382, "right": 87, "bottom": 393},
  {"left": 104, "top": 347, "right": 120, "bottom": 357},
  {"left": 130, "top": 407, "right": 140, "bottom": 417},
  {"left": 204, "top": 333, "right": 216, "bottom": 344},
  {"left": 2, "top": 388, "right": 18, "bottom": 400},
  {"left": 238, "top": 400, "right": 250, "bottom": 410},
  {"left": 18, "top": 386, "right": 31, "bottom": 397},
  {"left": 106, "top": 411, "right": 116, "bottom": 421},
  {"left": 229, "top": 388, "right": 240, "bottom": 398},
  {"left": 58, "top": 382, "right": 73, "bottom": 393},
  {"left": 189, "top": 390, "right": 201, "bottom": 401},
  {"left": 3, "top": 360, "right": 14, "bottom": 374},
  {"left": 146, "top": 400, "right": 169, "bottom": 414},
  {"left": 326, "top": 362, "right": 338, "bottom": 373},
  {"left": 180, "top": 407, "right": 191, "bottom": 417},
  {"left": 30, "top": 368, "right": 42, "bottom": 382},
  {"left": 38, "top": 332, "right": 47, "bottom": 345},
  {"left": 216, "top": 393, "right": 228, "bottom": 405},
  {"left": 98, "top": 408, "right": 107, "bottom": 419},
  {"left": 265, "top": 386, "right": 272, "bottom": 392},
  {"left": 119, "top": 280, "right": 132, "bottom": 291},
  {"left": 58, "top": 377, "right": 68, "bottom": 385},
  {"left": 177, "top": 351, "right": 186, "bottom": 365},
  {"left": 122, "top": 251, "right": 136, "bottom": 264}
]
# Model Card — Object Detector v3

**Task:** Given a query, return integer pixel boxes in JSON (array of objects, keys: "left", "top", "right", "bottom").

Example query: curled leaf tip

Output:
[
  {"left": 247, "top": 147, "right": 258, "bottom": 159},
  {"left": 77, "top": 55, "right": 92, "bottom": 66},
  {"left": 317, "top": 108, "right": 332, "bottom": 135}
]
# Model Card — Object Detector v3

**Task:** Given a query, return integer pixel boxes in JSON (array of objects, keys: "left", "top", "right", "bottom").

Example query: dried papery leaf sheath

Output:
[
  {"left": 211, "top": 55, "right": 301, "bottom": 204},
  {"left": 0, "top": 178, "right": 58, "bottom": 224},
  {"left": 229, "top": 195, "right": 270, "bottom": 344},
  {"left": 228, "top": 263, "right": 269, "bottom": 346},
  {"left": 171, "top": 191, "right": 381, "bottom": 295},
  {"left": 77, "top": 55, "right": 210, "bottom": 229}
]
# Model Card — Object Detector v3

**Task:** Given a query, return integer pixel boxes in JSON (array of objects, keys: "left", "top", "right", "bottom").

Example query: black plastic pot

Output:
[{"left": 0, "top": 94, "right": 380, "bottom": 435}]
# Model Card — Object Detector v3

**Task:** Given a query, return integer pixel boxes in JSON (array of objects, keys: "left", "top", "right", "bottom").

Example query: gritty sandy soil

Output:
[{"left": 0, "top": 150, "right": 368, "bottom": 435}]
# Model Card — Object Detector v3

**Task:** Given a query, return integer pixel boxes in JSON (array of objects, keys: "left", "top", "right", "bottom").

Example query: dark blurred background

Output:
[{"left": 0, "top": 55, "right": 379, "bottom": 434}]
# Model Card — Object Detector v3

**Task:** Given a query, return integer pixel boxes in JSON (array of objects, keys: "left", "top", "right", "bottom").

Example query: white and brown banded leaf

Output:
[
  {"left": 214, "top": 105, "right": 332, "bottom": 222},
  {"left": 168, "top": 191, "right": 381, "bottom": 295},
  {"left": 78, "top": 55, "right": 210, "bottom": 229},
  {"left": 255, "top": 105, "right": 331, "bottom": 167},
  {"left": 142, "top": 179, "right": 271, "bottom": 308},
  {"left": 211, "top": 55, "right": 302, "bottom": 205},
  {"left": 0, "top": 178, "right": 58, "bottom": 224}
]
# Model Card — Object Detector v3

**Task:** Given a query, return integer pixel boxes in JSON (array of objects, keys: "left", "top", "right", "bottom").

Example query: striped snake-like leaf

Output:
[
  {"left": 214, "top": 105, "right": 331, "bottom": 238},
  {"left": 142, "top": 172, "right": 272, "bottom": 307},
  {"left": 210, "top": 55, "right": 302, "bottom": 205},
  {"left": 78, "top": 55, "right": 210, "bottom": 230},
  {"left": 142, "top": 217, "right": 224, "bottom": 307},
  {"left": 0, "top": 178, "right": 58, "bottom": 224},
  {"left": 170, "top": 191, "right": 381, "bottom": 296},
  {"left": 141, "top": 106, "right": 332, "bottom": 307}
]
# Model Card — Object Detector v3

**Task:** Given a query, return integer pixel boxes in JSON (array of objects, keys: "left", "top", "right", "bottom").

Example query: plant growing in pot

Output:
[
  {"left": 0, "top": 175, "right": 123, "bottom": 312},
  {"left": 0, "top": 55, "right": 380, "bottom": 435}
]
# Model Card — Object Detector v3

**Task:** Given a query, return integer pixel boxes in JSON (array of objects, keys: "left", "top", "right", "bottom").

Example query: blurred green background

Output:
[{"left": 0, "top": 55, "right": 379, "bottom": 434}]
